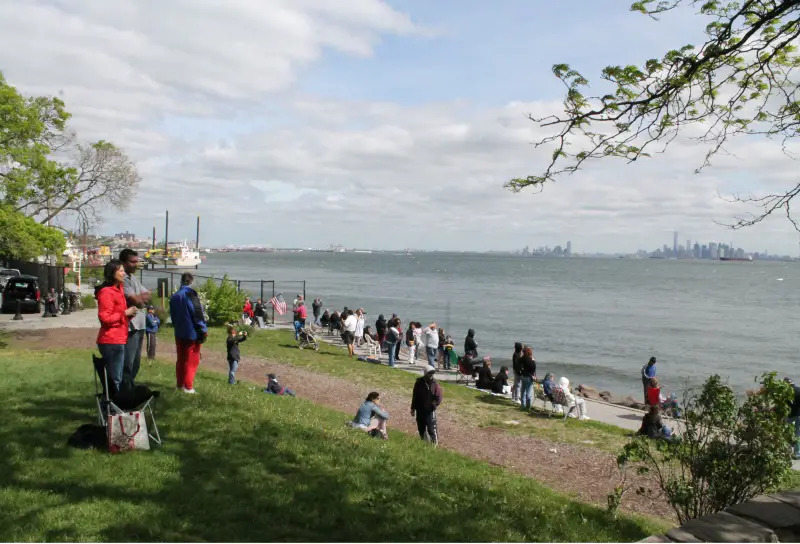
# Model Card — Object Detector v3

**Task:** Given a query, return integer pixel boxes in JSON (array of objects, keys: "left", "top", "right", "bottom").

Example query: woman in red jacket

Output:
[{"left": 96, "top": 259, "right": 138, "bottom": 392}]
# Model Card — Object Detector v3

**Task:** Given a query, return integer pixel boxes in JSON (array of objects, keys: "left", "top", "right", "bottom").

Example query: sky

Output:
[{"left": 1, "top": 0, "right": 799, "bottom": 254}]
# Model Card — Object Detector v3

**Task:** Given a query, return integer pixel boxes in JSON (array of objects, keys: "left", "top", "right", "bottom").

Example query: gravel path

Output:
[{"left": 9, "top": 327, "right": 674, "bottom": 520}]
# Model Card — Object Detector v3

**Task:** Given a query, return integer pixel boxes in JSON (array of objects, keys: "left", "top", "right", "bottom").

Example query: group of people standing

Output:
[{"left": 95, "top": 249, "right": 209, "bottom": 395}]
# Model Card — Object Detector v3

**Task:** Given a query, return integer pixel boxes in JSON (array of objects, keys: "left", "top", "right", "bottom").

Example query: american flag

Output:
[{"left": 268, "top": 293, "right": 287, "bottom": 315}]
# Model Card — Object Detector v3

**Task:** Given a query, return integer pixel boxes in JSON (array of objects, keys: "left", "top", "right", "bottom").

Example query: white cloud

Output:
[{"left": 1, "top": 1, "right": 798, "bottom": 253}]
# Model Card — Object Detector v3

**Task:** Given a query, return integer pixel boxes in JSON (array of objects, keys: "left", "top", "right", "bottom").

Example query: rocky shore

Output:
[{"left": 575, "top": 384, "right": 647, "bottom": 411}]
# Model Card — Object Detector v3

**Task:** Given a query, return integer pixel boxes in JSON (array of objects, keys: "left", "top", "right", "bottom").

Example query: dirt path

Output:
[{"left": 10, "top": 328, "right": 673, "bottom": 520}]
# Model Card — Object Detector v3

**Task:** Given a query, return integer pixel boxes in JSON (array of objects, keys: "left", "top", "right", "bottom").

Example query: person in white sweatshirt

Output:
[
  {"left": 559, "top": 377, "right": 590, "bottom": 420},
  {"left": 424, "top": 323, "right": 439, "bottom": 366}
]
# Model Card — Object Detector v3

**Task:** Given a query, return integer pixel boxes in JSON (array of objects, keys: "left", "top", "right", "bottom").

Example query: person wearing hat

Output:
[
  {"left": 641, "top": 356, "right": 657, "bottom": 404},
  {"left": 410, "top": 365, "right": 443, "bottom": 445},
  {"left": 145, "top": 305, "right": 160, "bottom": 360}
]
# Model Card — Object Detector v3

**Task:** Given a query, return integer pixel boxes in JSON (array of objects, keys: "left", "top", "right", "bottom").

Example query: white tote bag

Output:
[{"left": 107, "top": 411, "right": 150, "bottom": 453}]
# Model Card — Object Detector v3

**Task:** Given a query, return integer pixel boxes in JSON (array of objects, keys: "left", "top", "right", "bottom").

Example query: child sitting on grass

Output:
[
  {"left": 226, "top": 326, "right": 248, "bottom": 385},
  {"left": 264, "top": 373, "right": 296, "bottom": 397}
]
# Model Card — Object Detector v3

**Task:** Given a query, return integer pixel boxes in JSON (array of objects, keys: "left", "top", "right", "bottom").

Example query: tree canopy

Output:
[
  {"left": 0, "top": 72, "right": 140, "bottom": 231},
  {"left": 0, "top": 204, "right": 65, "bottom": 262},
  {"left": 508, "top": 0, "right": 800, "bottom": 229}
]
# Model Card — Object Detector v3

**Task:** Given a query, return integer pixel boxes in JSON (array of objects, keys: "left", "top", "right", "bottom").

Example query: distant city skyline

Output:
[{"left": 3, "top": 3, "right": 800, "bottom": 255}]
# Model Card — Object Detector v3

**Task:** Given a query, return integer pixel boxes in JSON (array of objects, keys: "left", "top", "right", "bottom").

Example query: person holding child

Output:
[
  {"left": 145, "top": 305, "right": 160, "bottom": 360},
  {"left": 226, "top": 326, "right": 248, "bottom": 384},
  {"left": 351, "top": 391, "right": 390, "bottom": 439}
]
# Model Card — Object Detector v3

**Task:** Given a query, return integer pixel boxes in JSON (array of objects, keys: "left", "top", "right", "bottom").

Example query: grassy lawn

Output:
[
  {"left": 0, "top": 343, "right": 667, "bottom": 542},
  {"left": 203, "top": 327, "right": 636, "bottom": 453}
]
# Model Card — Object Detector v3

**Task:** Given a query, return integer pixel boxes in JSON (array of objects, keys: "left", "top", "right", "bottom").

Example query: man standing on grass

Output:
[
  {"left": 119, "top": 249, "right": 151, "bottom": 390},
  {"left": 411, "top": 365, "right": 443, "bottom": 445},
  {"left": 170, "top": 272, "right": 208, "bottom": 394}
]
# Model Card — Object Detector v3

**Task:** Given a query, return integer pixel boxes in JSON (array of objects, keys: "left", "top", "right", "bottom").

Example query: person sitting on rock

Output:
[
  {"left": 351, "top": 391, "right": 389, "bottom": 439},
  {"left": 477, "top": 358, "right": 494, "bottom": 390},
  {"left": 638, "top": 405, "right": 673, "bottom": 439},
  {"left": 559, "top": 377, "right": 590, "bottom": 420},
  {"left": 491, "top": 365, "right": 510, "bottom": 394}
]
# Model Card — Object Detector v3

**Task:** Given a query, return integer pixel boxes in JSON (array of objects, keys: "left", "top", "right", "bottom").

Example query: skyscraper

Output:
[
  {"left": 566, "top": 241, "right": 572, "bottom": 256},
  {"left": 673, "top": 231, "right": 678, "bottom": 255}
]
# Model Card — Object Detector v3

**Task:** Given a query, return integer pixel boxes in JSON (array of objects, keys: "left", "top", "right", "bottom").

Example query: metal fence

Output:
[
  {"left": 138, "top": 268, "right": 306, "bottom": 325},
  {"left": 2, "top": 258, "right": 65, "bottom": 295}
]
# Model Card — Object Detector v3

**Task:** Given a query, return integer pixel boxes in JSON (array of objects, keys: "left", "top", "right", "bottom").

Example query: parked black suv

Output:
[{"left": 1, "top": 275, "right": 41, "bottom": 313}]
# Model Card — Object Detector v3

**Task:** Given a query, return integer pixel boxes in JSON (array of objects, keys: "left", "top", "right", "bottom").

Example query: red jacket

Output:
[
  {"left": 96, "top": 284, "right": 129, "bottom": 344},
  {"left": 646, "top": 386, "right": 661, "bottom": 407},
  {"left": 243, "top": 301, "right": 254, "bottom": 318}
]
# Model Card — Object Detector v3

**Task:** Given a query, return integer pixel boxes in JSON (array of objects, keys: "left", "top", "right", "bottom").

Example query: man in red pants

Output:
[{"left": 169, "top": 272, "right": 208, "bottom": 393}]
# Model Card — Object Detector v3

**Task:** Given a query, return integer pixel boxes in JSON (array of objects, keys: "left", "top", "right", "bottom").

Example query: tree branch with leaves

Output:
[{"left": 508, "top": 0, "right": 800, "bottom": 229}]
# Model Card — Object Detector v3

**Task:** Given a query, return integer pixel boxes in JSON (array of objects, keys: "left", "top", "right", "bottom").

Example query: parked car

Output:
[
  {"left": 1, "top": 275, "right": 41, "bottom": 313},
  {"left": 0, "top": 268, "right": 21, "bottom": 290}
]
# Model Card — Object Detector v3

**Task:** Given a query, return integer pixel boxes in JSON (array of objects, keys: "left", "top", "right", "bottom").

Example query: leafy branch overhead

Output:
[
  {"left": 508, "top": 0, "right": 800, "bottom": 229},
  {"left": 0, "top": 72, "right": 140, "bottom": 233}
]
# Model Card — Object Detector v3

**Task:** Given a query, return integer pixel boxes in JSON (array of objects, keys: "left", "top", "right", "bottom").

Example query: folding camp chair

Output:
[{"left": 92, "top": 355, "right": 162, "bottom": 445}]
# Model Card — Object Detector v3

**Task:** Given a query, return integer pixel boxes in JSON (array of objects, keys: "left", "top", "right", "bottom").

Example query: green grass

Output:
[
  {"left": 0, "top": 345, "right": 667, "bottom": 542},
  {"left": 202, "top": 327, "right": 636, "bottom": 453}
]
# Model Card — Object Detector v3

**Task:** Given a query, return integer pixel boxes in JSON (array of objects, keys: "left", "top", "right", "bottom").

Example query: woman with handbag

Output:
[{"left": 96, "top": 259, "right": 138, "bottom": 393}]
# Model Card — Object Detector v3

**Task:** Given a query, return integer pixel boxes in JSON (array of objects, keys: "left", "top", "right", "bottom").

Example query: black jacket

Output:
[
  {"left": 226, "top": 334, "right": 247, "bottom": 361},
  {"left": 520, "top": 355, "right": 536, "bottom": 378},
  {"left": 477, "top": 365, "right": 494, "bottom": 390},
  {"left": 464, "top": 329, "right": 477, "bottom": 357},
  {"left": 790, "top": 384, "right": 800, "bottom": 418},
  {"left": 492, "top": 372, "right": 509, "bottom": 394},
  {"left": 254, "top": 303, "right": 264, "bottom": 317},
  {"left": 411, "top": 377, "right": 443, "bottom": 413},
  {"left": 638, "top": 412, "right": 664, "bottom": 439}
]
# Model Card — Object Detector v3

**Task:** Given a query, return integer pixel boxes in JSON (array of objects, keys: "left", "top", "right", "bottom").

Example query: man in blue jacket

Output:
[{"left": 170, "top": 272, "right": 207, "bottom": 394}]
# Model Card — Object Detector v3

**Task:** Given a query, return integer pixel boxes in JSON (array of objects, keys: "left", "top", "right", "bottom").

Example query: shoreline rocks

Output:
[{"left": 576, "top": 384, "right": 646, "bottom": 411}]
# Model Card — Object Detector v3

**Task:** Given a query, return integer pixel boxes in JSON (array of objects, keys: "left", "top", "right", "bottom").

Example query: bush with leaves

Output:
[
  {"left": 197, "top": 275, "right": 245, "bottom": 326},
  {"left": 614, "top": 372, "right": 794, "bottom": 523}
]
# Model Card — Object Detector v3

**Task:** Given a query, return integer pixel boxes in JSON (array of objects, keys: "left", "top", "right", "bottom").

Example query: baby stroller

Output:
[{"left": 298, "top": 326, "right": 319, "bottom": 350}]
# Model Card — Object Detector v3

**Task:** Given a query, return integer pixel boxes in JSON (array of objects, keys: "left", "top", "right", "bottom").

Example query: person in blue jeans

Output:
[
  {"left": 519, "top": 346, "right": 537, "bottom": 410},
  {"left": 424, "top": 323, "right": 439, "bottom": 366},
  {"left": 226, "top": 326, "right": 247, "bottom": 385}
]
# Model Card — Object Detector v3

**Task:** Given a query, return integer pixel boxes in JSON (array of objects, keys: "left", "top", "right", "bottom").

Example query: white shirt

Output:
[
  {"left": 425, "top": 327, "right": 439, "bottom": 349},
  {"left": 344, "top": 315, "right": 358, "bottom": 332},
  {"left": 354, "top": 316, "right": 365, "bottom": 336}
]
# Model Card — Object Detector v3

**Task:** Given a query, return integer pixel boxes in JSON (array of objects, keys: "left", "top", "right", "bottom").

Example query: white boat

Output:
[{"left": 145, "top": 241, "right": 202, "bottom": 268}]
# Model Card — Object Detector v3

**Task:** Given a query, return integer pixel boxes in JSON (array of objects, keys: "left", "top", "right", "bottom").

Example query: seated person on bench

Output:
[
  {"left": 542, "top": 373, "right": 556, "bottom": 402},
  {"left": 320, "top": 309, "right": 330, "bottom": 328}
]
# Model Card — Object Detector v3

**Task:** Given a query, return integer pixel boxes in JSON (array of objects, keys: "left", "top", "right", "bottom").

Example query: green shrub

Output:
[
  {"left": 81, "top": 294, "right": 97, "bottom": 309},
  {"left": 615, "top": 372, "right": 794, "bottom": 523},
  {"left": 198, "top": 275, "right": 245, "bottom": 326}
]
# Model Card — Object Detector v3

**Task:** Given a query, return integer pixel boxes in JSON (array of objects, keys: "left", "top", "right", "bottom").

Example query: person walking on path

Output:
[
  {"left": 96, "top": 259, "right": 138, "bottom": 393},
  {"left": 785, "top": 377, "right": 800, "bottom": 460},
  {"left": 343, "top": 309, "right": 357, "bottom": 357},
  {"left": 519, "top": 346, "right": 537, "bottom": 410},
  {"left": 386, "top": 318, "right": 401, "bottom": 367},
  {"left": 354, "top": 308, "right": 365, "bottom": 346},
  {"left": 411, "top": 365, "right": 443, "bottom": 445},
  {"left": 226, "top": 325, "right": 248, "bottom": 384},
  {"left": 424, "top": 323, "right": 439, "bottom": 366},
  {"left": 170, "top": 272, "right": 208, "bottom": 394},
  {"left": 511, "top": 342, "right": 523, "bottom": 403},
  {"left": 145, "top": 306, "right": 160, "bottom": 360},
  {"left": 312, "top": 298, "right": 323, "bottom": 326},
  {"left": 641, "top": 356, "right": 657, "bottom": 404},
  {"left": 390, "top": 316, "right": 403, "bottom": 362},
  {"left": 119, "top": 249, "right": 151, "bottom": 391}
]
